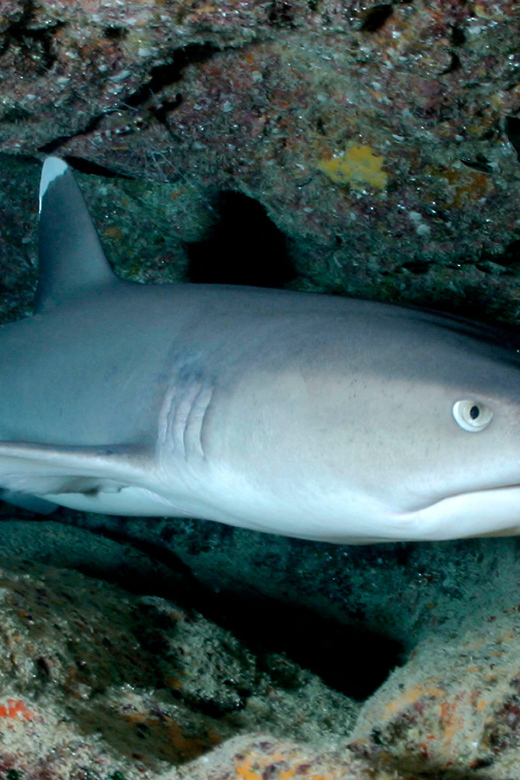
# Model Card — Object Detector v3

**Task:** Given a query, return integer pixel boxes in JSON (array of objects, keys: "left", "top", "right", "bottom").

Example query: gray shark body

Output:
[{"left": 0, "top": 157, "right": 520, "bottom": 543}]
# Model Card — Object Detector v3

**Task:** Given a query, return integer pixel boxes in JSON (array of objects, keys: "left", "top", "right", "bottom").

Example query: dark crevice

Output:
[
  {"left": 50, "top": 515, "right": 402, "bottom": 701},
  {"left": 267, "top": 0, "right": 295, "bottom": 26},
  {"left": 505, "top": 115, "right": 520, "bottom": 161},
  {"left": 401, "top": 259, "right": 430, "bottom": 274},
  {"left": 490, "top": 238, "right": 520, "bottom": 269},
  {"left": 482, "top": 123, "right": 501, "bottom": 142},
  {"left": 359, "top": 4, "right": 393, "bottom": 32},
  {"left": 0, "top": 0, "right": 64, "bottom": 72},
  {"left": 124, "top": 43, "right": 219, "bottom": 110},
  {"left": 38, "top": 111, "right": 110, "bottom": 155},
  {"left": 149, "top": 94, "right": 183, "bottom": 124},
  {"left": 62, "top": 156, "right": 135, "bottom": 179},
  {"left": 38, "top": 43, "right": 220, "bottom": 156},
  {"left": 186, "top": 191, "right": 297, "bottom": 288},
  {"left": 451, "top": 24, "right": 466, "bottom": 45},
  {"left": 103, "top": 25, "right": 127, "bottom": 40},
  {"left": 1, "top": 106, "right": 32, "bottom": 123},
  {"left": 37, "top": 148, "right": 134, "bottom": 180},
  {"left": 460, "top": 154, "right": 492, "bottom": 173},
  {"left": 38, "top": 136, "right": 76, "bottom": 155},
  {"left": 214, "top": 592, "right": 404, "bottom": 701},
  {"left": 440, "top": 51, "right": 462, "bottom": 75},
  {"left": 37, "top": 136, "right": 73, "bottom": 155}
]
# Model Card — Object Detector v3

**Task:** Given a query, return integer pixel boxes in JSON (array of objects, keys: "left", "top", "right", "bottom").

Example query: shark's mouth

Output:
[
  {"left": 396, "top": 484, "right": 520, "bottom": 542},
  {"left": 405, "top": 481, "right": 520, "bottom": 513}
]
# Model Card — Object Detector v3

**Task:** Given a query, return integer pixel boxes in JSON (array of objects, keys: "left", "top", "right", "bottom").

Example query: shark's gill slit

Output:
[
  {"left": 182, "top": 382, "right": 214, "bottom": 459},
  {"left": 161, "top": 377, "right": 214, "bottom": 461}
]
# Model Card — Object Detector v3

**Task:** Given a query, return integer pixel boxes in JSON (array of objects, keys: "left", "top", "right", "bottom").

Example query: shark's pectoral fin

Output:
[
  {"left": 0, "top": 490, "right": 59, "bottom": 514},
  {"left": 0, "top": 441, "right": 150, "bottom": 500}
]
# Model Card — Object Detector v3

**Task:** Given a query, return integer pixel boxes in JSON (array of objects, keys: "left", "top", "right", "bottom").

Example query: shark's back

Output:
[{"left": 2, "top": 158, "right": 520, "bottom": 543}]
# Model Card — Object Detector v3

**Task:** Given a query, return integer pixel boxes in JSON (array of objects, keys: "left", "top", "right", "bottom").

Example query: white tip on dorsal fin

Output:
[
  {"left": 36, "top": 157, "right": 120, "bottom": 314},
  {"left": 39, "top": 157, "right": 68, "bottom": 214}
]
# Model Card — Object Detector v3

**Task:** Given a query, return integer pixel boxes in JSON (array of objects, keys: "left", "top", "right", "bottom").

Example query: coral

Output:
[{"left": 0, "top": 698, "right": 33, "bottom": 720}]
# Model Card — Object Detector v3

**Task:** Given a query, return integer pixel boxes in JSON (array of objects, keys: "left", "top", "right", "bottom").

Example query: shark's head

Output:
[
  {"left": 310, "top": 311, "right": 520, "bottom": 542},
  {"left": 357, "top": 341, "right": 520, "bottom": 542},
  {"left": 219, "top": 305, "right": 520, "bottom": 543}
]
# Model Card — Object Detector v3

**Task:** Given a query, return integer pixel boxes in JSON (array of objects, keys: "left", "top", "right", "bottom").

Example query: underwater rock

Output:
[
  {"left": 1, "top": 518, "right": 520, "bottom": 776},
  {"left": 0, "top": 549, "right": 360, "bottom": 776},
  {"left": 3, "top": 540, "right": 514, "bottom": 779},
  {"left": 163, "top": 733, "right": 409, "bottom": 779},
  {"left": 350, "top": 597, "right": 520, "bottom": 778},
  {"left": 2, "top": 3, "right": 520, "bottom": 321}
]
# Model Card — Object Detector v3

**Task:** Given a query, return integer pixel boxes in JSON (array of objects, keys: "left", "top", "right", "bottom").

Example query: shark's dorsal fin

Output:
[{"left": 36, "top": 157, "right": 120, "bottom": 313}]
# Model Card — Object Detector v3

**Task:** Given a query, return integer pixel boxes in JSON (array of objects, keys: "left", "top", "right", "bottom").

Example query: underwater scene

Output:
[{"left": 2, "top": 1, "right": 520, "bottom": 778}]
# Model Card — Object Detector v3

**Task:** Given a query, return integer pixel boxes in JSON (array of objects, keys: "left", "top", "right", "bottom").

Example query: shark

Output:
[{"left": 0, "top": 156, "right": 519, "bottom": 543}]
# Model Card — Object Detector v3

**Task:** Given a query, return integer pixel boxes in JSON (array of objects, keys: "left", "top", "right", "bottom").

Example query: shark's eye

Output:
[{"left": 452, "top": 399, "right": 493, "bottom": 432}]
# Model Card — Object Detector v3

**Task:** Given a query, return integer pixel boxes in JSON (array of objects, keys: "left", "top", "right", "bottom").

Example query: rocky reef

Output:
[
  {"left": 0, "top": 515, "right": 518, "bottom": 778},
  {"left": 3, "top": 0, "right": 520, "bottom": 320},
  {"left": 3, "top": 1, "right": 520, "bottom": 777}
]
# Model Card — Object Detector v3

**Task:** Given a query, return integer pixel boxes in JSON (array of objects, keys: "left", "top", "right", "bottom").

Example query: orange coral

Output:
[{"left": 0, "top": 699, "right": 34, "bottom": 720}]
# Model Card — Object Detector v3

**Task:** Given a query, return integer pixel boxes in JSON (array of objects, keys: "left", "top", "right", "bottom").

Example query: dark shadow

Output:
[
  {"left": 186, "top": 191, "right": 297, "bottom": 288},
  {"left": 47, "top": 516, "right": 403, "bottom": 702},
  {"left": 505, "top": 115, "right": 520, "bottom": 161},
  {"left": 212, "top": 590, "right": 404, "bottom": 701},
  {"left": 62, "top": 155, "right": 134, "bottom": 179},
  {"left": 359, "top": 4, "right": 393, "bottom": 32}
]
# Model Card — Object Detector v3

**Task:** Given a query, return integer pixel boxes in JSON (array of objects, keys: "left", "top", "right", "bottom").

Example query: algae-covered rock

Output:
[
  {"left": 0, "top": 549, "right": 359, "bottom": 776},
  {"left": 3, "top": 2, "right": 520, "bottom": 323}
]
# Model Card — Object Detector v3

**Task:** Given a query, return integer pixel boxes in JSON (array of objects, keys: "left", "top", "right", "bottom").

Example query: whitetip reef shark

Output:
[{"left": 0, "top": 156, "right": 519, "bottom": 543}]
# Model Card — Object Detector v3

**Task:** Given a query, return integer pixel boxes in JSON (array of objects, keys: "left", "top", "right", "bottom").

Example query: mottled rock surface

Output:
[
  {"left": 0, "top": 519, "right": 519, "bottom": 778},
  {"left": 351, "top": 601, "right": 520, "bottom": 778},
  {"left": 3, "top": 1, "right": 520, "bottom": 323},
  {"left": 0, "top": 550, "right": 360, "bottom": 776}
]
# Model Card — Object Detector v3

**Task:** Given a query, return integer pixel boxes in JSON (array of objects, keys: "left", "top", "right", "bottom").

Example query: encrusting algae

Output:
[{"left": 317, "top": 144, "right": 388, "bottom": 190}]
